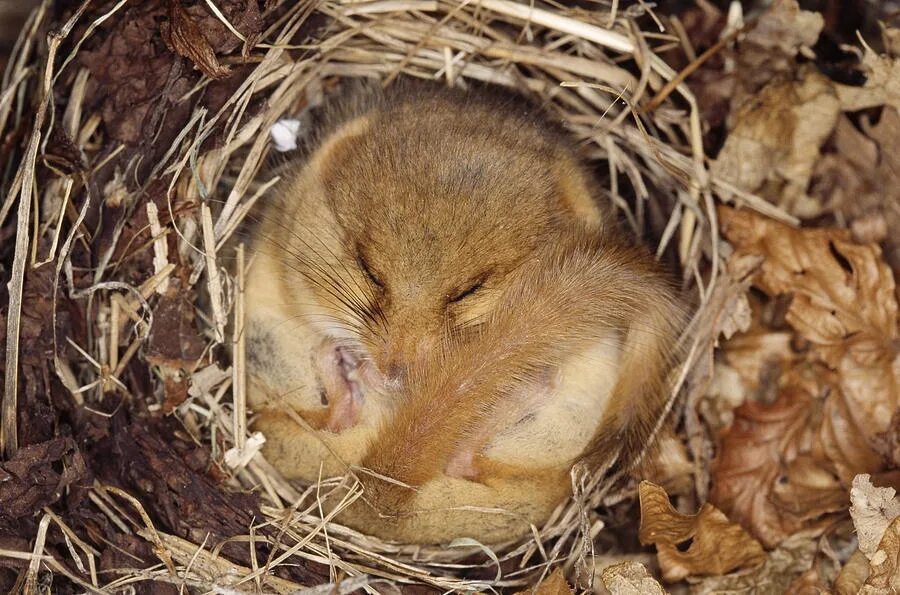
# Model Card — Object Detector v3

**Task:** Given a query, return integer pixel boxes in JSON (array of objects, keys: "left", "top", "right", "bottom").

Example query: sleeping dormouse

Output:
[{"left": 243, "top": 84, "right": 684, "bottom": 544}]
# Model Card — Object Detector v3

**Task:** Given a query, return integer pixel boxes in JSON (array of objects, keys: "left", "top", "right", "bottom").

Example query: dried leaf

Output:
[
  {"left": 743, "top": 0, "right": 823, "bottom": 56},
  {"left": 819, "top": 108, "right": 900, "bottom": 283},
  {"left": 709, "top": 378, "right": 849, "bottom": 547},
  {"left": 719, "top": 207, "right": 898, "bottom": 441},
  {"left": 689, "top": 534, "right": 819, "bottom": 595},
  {"left": 712, "top": 71, "right": 841, "bottom": 218},
  {"left": 862, "top": 516, "right": 900, "bottom": 593},
  {"left": 835, "top": 550, "right": 872, "bottom": 595},
  {"left": 703, "top": 363, "right": 749, "bottom": 432},
  {"left": 712, "top": 208, "right": 898, "bottom": 547},
  {"left": 785, "top": 569, "right": 831, "bottom": 594},
  {"left": 836, "top": 48, "right": 900, "bottom": 112},
  {"left": 518, "top": 568, "right": 572, "bottom": 595},
  {"left": 638, "top": 481, "right": 766, "bottom": 582},
  {"left": 599, "top": 562, "right": 667, "bottom": 595},
  {"left": 719, "top": 316, "right": 795, "bottom": 398},
  {"left": 872, "top": 411, "right": 900, "bottom": 468},
  {"left": 810, "top": 111, "right": 900, "bottom": 279},
  {"left": 685, "top": 253, "right": 764, "bottom": 498},
  {"left": 850, "top": 474, "right": 900, "bottom": 561},
  {"left": 161, "top": 0, "right": 231, "bottom": 80},
  {"left": 882, "top": 26, "right": 900, "bottom": 58},
  {"left": 697, "top": 1, "right": 822, "bottom": 131},
  {"left": 637, "top": 429, "right": 694, "bottom": 497}
]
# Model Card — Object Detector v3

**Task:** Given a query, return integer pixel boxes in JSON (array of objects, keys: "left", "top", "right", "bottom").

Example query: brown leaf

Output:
[
  {"left": 518, "top": 568, "right": 572, "bottom": 595},
  {"left": 719, "top": 304, "right": 795, "bottom": 399},
  {"left": 709, "top": 377, "right": 849, "bottom": 548},
  {"left": 863, "top": 516, "right": 900, "bottom": 592},
  {"left": 598, "top": 562, "right": 667, "bottom": 595},
  {"left": 719, "top": 207, "right": 898, "bottom": 444},
  {"left": 882, "top": 26, "right": 900, "bottom": 58},
  {"left": 690, "top": 534, "right": 821, "bottom": 595},
  {"left": 712, "top": 70, "right": 841, "bottom": 218},
  {"left": 743, "top": 0, "right": 823, "bottom": 56},
  {"left": 638, "top": 481, "right": 766, "bottom": 582},
  {"left": 786, "top": 567, "right": 833, "bottom": 594},
  {"left": 685, "top": 253, "right": 765, "bottom": 496},
  {"left": 872, "top": 411, "right": 900, "bottom": 468},
  {"left": 712, "top": 208, "right": 898, "bottom": 547},
  {"left": 161, "top": 0, "right": 231, "bottom": 80},
  {"left": 810, "top": 107, "right": 900, "bottom": 300},
  {"left": 835, "top": 550, "right": 871, "bottom": 595},
  {"left": 636, "top": 428, "right": 694, "bottom": 497},
  {"left": 835, "top": 48, "right": 900, "bottom": 112}
]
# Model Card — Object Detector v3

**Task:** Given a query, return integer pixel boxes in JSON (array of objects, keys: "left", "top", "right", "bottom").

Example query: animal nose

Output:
[
  {"left": 385, "top": 362, "right": 406, "bottom": 383},
  {"left": 376, "top": 350, "right": 409, "bottom": 384},
  {"left": 378, "top": 333, "right": 435, "bottom": 383}
]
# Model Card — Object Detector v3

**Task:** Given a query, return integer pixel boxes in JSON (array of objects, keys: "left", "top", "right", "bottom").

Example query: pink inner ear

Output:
[
  {"left": 316, "top": 344, "right": 366, "bottom": 433},
  {"left": 325, "top": 384, "right": 361, "bottom": 432}
]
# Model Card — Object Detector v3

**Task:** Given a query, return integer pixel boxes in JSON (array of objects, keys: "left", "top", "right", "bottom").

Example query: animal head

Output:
[{"left": 262, "top": 90, "right": 603, "bottom": 382}]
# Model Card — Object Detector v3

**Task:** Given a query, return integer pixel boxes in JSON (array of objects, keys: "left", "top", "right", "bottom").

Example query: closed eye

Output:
[
  {"left": 449, "top": 280, "right": 484, "bottom": 303},
  {"left": 357, "top": 252, "right": 383, "bottom": 289}
]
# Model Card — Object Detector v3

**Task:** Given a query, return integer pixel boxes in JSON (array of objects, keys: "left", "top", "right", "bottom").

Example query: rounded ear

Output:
[
  {"left": 312, "top": 116, "right": 373, "bottom": 187},
  {"left": 553, "top": 155, "right": 606, "bottom": 228}
]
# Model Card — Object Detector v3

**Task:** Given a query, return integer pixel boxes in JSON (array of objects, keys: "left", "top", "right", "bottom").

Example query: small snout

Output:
[
  {"left": 375, "top": 334, "right": 437, "bottom": 384},
  {"left": 375, "top": 349, "right": 411, "bottom": 384},
  {"left": 386, "top": 362, "right": 406, "bottom": 383}
]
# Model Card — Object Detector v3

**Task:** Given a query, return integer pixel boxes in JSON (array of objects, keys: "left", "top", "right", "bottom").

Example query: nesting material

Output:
[{"left": 0, "top": 0, "right": 816, "bottom": 592}]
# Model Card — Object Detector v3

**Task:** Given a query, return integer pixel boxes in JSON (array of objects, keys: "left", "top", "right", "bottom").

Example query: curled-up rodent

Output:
[{"left": 244, "top": 84, "right": 685, "bottom": 544}]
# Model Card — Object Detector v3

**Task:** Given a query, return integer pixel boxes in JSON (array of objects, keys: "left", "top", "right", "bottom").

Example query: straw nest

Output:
[{"left": 0, "top": 0, "right": 801, "bottom": 592}]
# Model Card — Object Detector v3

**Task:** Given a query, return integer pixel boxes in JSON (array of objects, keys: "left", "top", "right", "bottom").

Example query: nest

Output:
[{"left": 0, "top": 0, "right": 820, "bottom": 592}]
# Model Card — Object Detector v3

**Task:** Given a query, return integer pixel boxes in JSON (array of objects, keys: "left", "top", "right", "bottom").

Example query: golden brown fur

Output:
[{"left": 245, "top": 83, "right": 685, "bottom": 543}]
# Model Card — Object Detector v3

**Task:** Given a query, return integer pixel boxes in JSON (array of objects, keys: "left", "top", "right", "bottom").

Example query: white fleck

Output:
[
  {"left": 270, "top": 118, "right": 302, "bottom": 152},
  {"left": 223, "top": 431, "right": 266, "bottom": 469}
]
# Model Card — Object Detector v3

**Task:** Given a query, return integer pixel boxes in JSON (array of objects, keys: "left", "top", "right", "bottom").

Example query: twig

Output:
[
  {"left": 201, "top": 203, "right": 226, "bottom": 342},
  {"left": 1, "top": 6, "right": 69, "bottom": 457},
  {"left": 146, "top": 202, "right": 171, "bottom": 295},
  {"left": 642, "top": 21, "right": 751, "bottom": 113},
  {"left": 232, "top": 243, "right": 247, "bottom": 450},
  {"left": 24, "top": 514, "right": 51, "bottom": 594}
]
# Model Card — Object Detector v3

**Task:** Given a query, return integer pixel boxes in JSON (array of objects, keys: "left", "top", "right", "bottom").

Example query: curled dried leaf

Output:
[
  {"left": 638, "top": 481, "right": 766, "bottom": 582},
  {"left": 836, "top": 48, "right": 900, "bottom": 112},
  {"left": 690, "top": 534, "right": 821, "bottom": 595},
  {"left": 636, "top": 429, "right": 694, "bottom": 497},
  {"left": 744, "top": 0, "right": 823, "bottom": 56},
  {"left": 835, "top": 550, "right": 872, "bottom": 595},
  {"left": 161, "top": 0, "right": 231, "bottom": 80},
  {"left": 519, "top": 568, "right": 572, "bottom": 595},
  {"left": 709, "top": 377, "right": 850, "bottom": 548},
  {"left": 863, "top": 516, "right": 900, "bottom": 593},
  {"left": 712, "top": 208, "right": 898, "bottom": 547},
  {"left": 718, "top": 207, "right": 898, "bottom": 443},
  {"left": 712, "top": 71, "right": 841, "bottom": 218}
]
